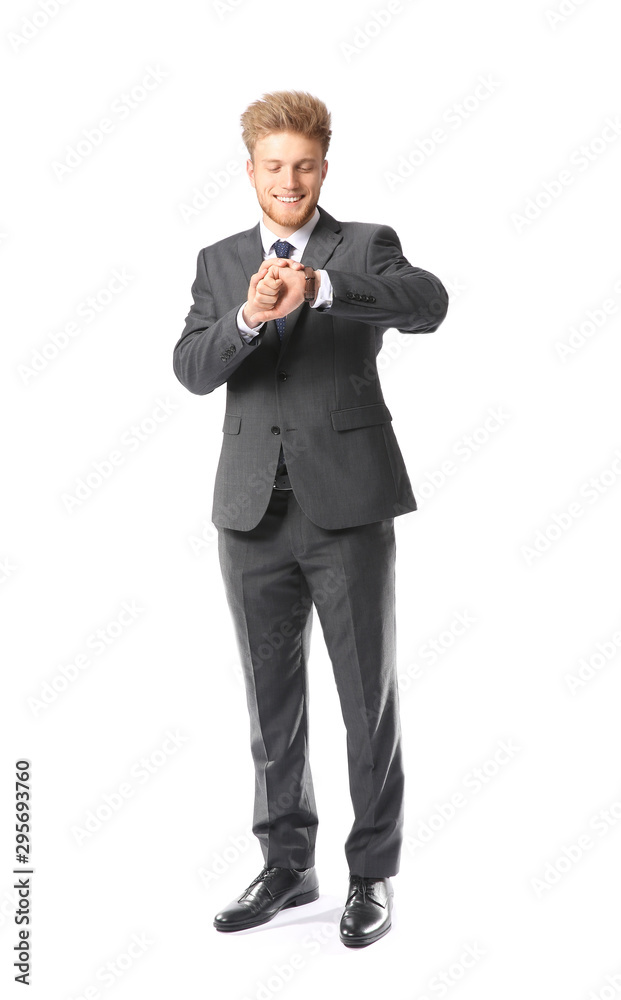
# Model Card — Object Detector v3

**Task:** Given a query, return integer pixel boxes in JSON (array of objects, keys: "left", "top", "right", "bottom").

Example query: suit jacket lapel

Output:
[{"left": 235, "top": 205, "right": 343, "bottom": 361}]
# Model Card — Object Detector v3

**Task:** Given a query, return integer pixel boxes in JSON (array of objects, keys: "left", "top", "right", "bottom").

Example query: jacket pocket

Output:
[
  {"left": 330, "top": 401, "right": 392, "bottom": 432},
  {"left": 222, "top": 413, "right": 241, "bottom": 434}
]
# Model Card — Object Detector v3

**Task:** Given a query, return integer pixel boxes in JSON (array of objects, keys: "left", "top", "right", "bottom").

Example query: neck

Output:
[{"left": 264, "top": 218, "right": 297, "bottom": 238}]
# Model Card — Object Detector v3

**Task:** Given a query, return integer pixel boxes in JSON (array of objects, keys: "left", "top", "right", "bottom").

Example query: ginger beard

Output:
[{"left": 254, "top": 186, "right": 318, "bottom": 231}]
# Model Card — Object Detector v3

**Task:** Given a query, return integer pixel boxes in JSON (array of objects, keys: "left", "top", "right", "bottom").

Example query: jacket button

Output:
[
  {"left": 220, "top": 355, "right": 227, "bottom": 362},
  {"left": 271, "top": 425, "right": 280, "bottom": 435},
  {"left": 278, "top": 371, "right": 287, "bottom": 381},
  {"left": 354, "top": 293, "right": 361, "bottom": 300},
  {"left": 369, "top": 295, "right": 376, "bottom": 303},
  {"left": 346, "top": 291, "right": 354, "bottom": 299}
]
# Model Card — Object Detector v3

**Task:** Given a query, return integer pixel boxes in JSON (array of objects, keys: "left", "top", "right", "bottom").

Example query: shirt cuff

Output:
[
  {"left": 237, "top": 303, "right": 265, "bottom": 341},
  {"left": 310, "top": 269, "right": 333, "bottom": 310}
]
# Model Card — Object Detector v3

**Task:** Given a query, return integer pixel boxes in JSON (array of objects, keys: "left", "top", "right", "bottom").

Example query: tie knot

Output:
[{"left": 274, "top": 240, "right": 293, "bottom": 259}]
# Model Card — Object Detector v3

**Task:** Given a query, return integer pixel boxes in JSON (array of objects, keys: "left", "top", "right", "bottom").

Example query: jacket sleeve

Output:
[
  {"left": 172, "top": 248, "right": 264, "bottom": 395},
  {"left": 323, "top": 224, "right": 449, "bottom": 334}
]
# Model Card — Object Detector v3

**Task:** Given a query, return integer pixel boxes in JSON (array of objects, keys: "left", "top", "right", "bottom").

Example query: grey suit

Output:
[
  {"left": 173, "top": 205, "right": 448, "bottom": 531},
  {"left": 173, "top": 204, "right": 448, "bottom": 877}
]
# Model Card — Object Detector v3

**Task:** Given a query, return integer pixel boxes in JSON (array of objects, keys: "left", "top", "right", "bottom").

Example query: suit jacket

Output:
[{"left": 173, "top": 204, "right": 448, "bottom": 531}]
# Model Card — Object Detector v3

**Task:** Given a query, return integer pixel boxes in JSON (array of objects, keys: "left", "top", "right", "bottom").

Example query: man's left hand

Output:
[{"left": 256, "top": 258, "right": 319, "bottom": 315}]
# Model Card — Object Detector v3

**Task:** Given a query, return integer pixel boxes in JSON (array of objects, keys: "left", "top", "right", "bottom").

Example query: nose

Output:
[{"left": 281, "top": 168, "right": 297, "bottom": 188}]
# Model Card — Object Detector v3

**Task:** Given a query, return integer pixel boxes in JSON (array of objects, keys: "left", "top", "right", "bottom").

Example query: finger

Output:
[
  {"left": 252, "top": 266, "right": 280, "bottom": 288},
  {"left": 257, "top": 294, "right": 278, "bottom": 309},
  {"left": 248, "top": 310, "right": 274, "bottom": 325},
  {"left": 257, "top": 276, "right": 280, "bottom": 293},
  {"left": 265, "top": 257, "right": 303, "bottom": 270},
  {"left": 260, "top": 267, "right": 281, "bottom": 285},
  {"left": 256, "top": 262, "right": 276, "bottom": 280},
  {"left": 255, "top": 294, "right": 277, "bottom": 309},
  {"left": 257, "top": 264, "right": 280, "bottom": 283}
]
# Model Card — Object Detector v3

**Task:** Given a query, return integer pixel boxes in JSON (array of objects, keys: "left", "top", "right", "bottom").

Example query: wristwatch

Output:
[{"left": 303, "top": 266, "right": 316, "bottom": 304}]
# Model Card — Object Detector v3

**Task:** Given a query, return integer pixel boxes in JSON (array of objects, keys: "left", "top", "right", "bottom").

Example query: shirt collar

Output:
[{"left": 259, "top": 206, "right": 320, "bottom": 256}]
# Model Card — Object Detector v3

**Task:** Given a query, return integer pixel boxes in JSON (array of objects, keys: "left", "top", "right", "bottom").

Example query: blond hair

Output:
[{"left": 241, "top": 90, "right": 332, "bottom": 161}]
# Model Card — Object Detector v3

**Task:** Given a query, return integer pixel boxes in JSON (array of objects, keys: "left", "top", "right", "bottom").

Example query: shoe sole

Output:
[
  {"left": 213, "top": 886, "right": 320, "bottom": 932},
  {"left": 340, "top": 919, "right": 392, "bottom": 948}
]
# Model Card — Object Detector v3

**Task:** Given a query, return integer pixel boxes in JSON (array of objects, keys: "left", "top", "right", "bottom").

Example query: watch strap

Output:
[{"left": 303, "top": 266, "right": 316, "bottom": 303}]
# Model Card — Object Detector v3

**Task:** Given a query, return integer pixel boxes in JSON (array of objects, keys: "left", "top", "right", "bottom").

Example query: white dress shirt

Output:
[{"left": 237, "top": 207, "right": 334, "bottom": 341}]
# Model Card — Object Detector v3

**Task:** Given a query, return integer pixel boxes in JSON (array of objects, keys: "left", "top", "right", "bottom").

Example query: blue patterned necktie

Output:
[
  {"left": 271, "top": 240, "right": 293, "bottom": 481},
  {"left": 273, "top": 239, "right": 293, "bottom": 340}
]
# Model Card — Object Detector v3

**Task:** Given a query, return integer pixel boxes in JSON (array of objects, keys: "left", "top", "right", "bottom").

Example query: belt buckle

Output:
[{"left": 273, "top": 469, "right": 292, "bottom": 491}]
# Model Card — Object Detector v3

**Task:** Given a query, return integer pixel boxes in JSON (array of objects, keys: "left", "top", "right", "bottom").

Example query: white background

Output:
[{"left": 2, "top": 0, "right": 621, "bottom": 997}]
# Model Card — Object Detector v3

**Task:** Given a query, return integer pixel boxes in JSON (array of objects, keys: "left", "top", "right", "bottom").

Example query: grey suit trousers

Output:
[{"left": 217, "top": 485, "right": 405, "bottom": 878}]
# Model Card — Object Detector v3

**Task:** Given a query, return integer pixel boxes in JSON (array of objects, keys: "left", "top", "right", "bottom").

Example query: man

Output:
[{"left": 173, "top": 90, "right": 448, "bottom": 948}]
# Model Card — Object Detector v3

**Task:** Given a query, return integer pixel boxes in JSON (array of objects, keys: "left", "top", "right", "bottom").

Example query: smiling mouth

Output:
[{"left": 274, "top": 195, "right": 304, "bottom": 203}]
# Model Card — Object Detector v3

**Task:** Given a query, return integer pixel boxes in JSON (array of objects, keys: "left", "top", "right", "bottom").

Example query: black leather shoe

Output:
[
  {"left": 339, "top": 874, "right": 393, "bottom": 947},
  {"left": 213, "top": 866, "right": 319, "bottom": 932}
]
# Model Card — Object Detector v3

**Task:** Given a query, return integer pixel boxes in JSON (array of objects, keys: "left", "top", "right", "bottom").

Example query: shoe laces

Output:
[
  {"left": 241, "top": 866, "right": 281, "bottom": 898},
  {"left": 347, "top": 875, "right": 378, "bottom": 906}
]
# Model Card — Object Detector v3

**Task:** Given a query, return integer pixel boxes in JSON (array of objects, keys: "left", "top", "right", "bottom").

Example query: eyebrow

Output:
[{"left": 260, "top": 158, "right": 318, "bottom": 165}]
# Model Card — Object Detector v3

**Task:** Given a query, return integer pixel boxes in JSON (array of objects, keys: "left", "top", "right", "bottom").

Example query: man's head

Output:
[{"left": 241, "top": 90, "right": 331, "bottom": 236}]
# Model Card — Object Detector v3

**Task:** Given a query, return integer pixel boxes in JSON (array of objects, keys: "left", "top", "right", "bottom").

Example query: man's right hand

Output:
[{"left": 243, "top": 258, "right": 305, "bottom": 327}]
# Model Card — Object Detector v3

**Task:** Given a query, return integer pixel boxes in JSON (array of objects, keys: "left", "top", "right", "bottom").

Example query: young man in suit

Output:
[{"left": 173, "top": 90, "right": 448, "bottom": 947}]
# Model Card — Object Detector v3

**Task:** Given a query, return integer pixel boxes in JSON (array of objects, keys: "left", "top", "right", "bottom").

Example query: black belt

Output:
[{"left": 273, "top": 466, "right": 293, "bottom": 490}]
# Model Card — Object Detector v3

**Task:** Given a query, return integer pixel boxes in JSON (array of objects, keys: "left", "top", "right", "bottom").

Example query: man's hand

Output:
[{"left": 243, "top": 258, "right": 317, "bottom": 327}]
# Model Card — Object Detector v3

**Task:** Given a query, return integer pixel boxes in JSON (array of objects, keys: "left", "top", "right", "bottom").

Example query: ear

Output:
[{"left": 246, "top": 158, "right": 256, "bottom": 188}]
